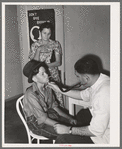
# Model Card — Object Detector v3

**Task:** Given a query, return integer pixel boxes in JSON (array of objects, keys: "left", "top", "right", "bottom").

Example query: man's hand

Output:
[
  {"left": 54, "top": 124, "right": 70, "bottom": 134},
  {"left": 48, "top": 82, "right": 61, "bottom": 93}
]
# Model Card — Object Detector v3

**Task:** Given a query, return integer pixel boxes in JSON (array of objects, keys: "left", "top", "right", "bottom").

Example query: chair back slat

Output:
[{"left": 20, "top": 100, "right": 24, "bottom": 109}]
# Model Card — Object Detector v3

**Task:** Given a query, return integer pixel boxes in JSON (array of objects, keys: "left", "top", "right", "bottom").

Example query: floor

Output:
[
  {"left": 5, "top": 95, "right": 53, "bottom": 144},
  {"left": 5, "top": 96, "right": 28, "bottom": 143}
]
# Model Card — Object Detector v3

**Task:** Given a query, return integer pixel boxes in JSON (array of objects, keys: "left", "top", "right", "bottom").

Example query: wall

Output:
[
  {"left": 5, "top": 5, "right": 23, "bottom": 100},
  {"left": 64, "top": 5, "right": 110, "bottom": 110},
  {"left": 17, "top": 5, "right": 64, "bottom": 92},
  {"left": 65, "top": 5, "right": 110, "bottom": 85}
]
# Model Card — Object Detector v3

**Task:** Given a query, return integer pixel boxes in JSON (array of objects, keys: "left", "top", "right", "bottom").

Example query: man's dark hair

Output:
[
  {"left": 40, "top": 22, "right": 53, "bottom": 32},
  {"left": 74, "top": 57, "right": 100, "bottom": 75}
]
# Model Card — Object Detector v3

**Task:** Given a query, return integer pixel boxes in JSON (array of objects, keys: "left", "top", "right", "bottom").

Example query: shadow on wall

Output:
[{"left": 81, "top": 54, "right": 110, "bottom": 76}]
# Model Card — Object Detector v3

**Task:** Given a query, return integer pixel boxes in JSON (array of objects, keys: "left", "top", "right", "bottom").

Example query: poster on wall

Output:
[{"left": 28, "top": 9, "right": 55, "bottom": 48}]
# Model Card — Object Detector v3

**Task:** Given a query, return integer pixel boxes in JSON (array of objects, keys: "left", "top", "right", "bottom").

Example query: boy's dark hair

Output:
[
  {"left": 40, "top": 22, "right": 53, "bottom": 32},
  {"left": 74, "top": 57, "right": 100, "bottom": 75}
]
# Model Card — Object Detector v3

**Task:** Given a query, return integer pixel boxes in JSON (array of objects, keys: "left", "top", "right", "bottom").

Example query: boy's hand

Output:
[{"left": 54, "top": 124, "right": 70, "bottom": 134}]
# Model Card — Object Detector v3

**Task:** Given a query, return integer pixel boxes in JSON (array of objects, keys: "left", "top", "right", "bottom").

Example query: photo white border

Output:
[{"left": 2, "top": 2, "right": 120, "bottom": 147}]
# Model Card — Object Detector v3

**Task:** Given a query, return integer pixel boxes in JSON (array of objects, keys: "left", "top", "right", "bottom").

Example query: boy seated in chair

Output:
[{"left": 23, "top": 60, "right": 77, "bottom": 140}]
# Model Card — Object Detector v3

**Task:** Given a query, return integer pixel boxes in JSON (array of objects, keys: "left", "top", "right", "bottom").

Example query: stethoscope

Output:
[{"left": 49, "top": 76, "right": 81, "bottom": 92}]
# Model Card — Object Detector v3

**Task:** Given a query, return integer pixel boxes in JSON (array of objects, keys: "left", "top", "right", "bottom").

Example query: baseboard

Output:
[{"left": 5, "top": 93, "right": 24, "bottom": 102}]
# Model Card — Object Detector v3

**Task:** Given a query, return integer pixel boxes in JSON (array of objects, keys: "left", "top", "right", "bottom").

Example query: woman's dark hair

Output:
[
  {"left": 74, "top": 57, "right": 100, "bottom": 75},
  {"left": 40, "top": 22, "right": 53, "bottom": 32}
]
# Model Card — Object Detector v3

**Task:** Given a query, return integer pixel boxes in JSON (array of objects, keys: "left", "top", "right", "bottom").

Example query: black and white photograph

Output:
[{"left": 2, "top": 1, "right": 120, "bottom": 147}]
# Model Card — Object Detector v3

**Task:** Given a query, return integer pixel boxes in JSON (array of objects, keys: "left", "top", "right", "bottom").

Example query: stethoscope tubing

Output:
[{"left": 49, "top": 80, "right": 81, "bottom": 92}]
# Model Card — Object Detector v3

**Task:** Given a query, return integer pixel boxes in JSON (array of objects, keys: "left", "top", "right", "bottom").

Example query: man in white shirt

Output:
[{"left": 48, "top": 57, "right": 110, "bottom": 144}]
